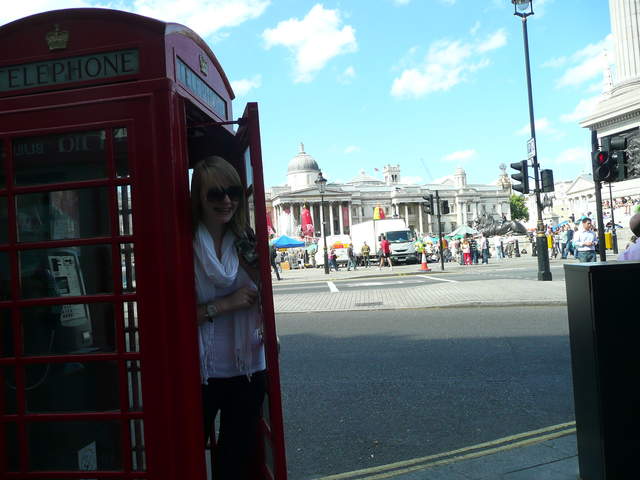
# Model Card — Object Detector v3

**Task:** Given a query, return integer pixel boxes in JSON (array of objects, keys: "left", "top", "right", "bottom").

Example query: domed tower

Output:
[
  {"left": 287, "top": 143, "right": 320, "bottom": 190},
  {"left": 454, "top": 167, "right": 467, "bottom": 188},
  {"left": 497, "top": 163, "right": 511, "bottom": 190}
]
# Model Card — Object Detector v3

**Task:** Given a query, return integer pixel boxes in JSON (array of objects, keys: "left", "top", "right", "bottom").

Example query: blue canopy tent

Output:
[{"left": 271, "top": 235, "right": 305, "bottom": 248}]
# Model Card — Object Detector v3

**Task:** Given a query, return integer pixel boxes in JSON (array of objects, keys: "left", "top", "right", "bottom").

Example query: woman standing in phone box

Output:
[{"left": 191, "top": 156, "right": 266, "bottom": 480}]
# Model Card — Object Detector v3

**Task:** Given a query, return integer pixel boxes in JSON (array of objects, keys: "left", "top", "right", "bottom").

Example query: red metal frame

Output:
[{"left": 1, "top": 8, "right": 287, "bottom": 480}]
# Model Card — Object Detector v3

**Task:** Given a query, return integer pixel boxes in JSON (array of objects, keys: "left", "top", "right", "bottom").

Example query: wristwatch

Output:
[{"left": 205, "top": 302, "right": 218, "bottom": 322}]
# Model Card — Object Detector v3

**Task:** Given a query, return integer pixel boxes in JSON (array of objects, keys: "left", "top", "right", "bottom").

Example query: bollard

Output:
[{"left": 514, "top": 239, "right": 520, "bottom": 257}]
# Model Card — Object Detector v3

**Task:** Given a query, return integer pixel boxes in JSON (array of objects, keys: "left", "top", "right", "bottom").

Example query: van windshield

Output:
[{"left": 386, "top": 230, "right": 414, "bottom": 243}]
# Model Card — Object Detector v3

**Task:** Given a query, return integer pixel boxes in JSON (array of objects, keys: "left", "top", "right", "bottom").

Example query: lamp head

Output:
[
  {"left": 512, "top": 0, "right": 533, "bottom": 17},
  {"left": 315, "top": 171, "right": 327, "bottom": 194}
]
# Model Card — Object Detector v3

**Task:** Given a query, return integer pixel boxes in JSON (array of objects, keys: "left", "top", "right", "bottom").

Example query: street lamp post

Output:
[
  {"left": 512, "top": 0, "right": 552, "bottom": 281},
  {"left": 315, "top": 171, "right": 330, "bottom": 274}
]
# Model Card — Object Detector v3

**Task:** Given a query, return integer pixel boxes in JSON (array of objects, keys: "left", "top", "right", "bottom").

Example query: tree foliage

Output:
[{"left": 510, "top": 194, "right": 529, "bottom": 221}]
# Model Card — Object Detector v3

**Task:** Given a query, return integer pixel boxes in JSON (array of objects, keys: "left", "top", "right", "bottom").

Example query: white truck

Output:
[
  {"left": 350, "top": 219, "right": 417, "bottom": 264},
  {"left": 314, "top": 234, "right": 352, "bottom": 267}
]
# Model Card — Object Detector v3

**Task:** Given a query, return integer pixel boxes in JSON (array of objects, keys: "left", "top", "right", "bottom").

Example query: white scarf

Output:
[{"left": 194, "top": 223, "right": 259, "bottom": 380}]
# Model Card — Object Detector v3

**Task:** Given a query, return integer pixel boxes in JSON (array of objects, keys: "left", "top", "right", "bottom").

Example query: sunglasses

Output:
[{"left": 206, "top": 185, "right": 243, "bottom": 202}]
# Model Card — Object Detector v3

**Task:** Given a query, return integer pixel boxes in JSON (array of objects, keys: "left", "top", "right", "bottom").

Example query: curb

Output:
[{"left": 275, "top": 300, "right": 568, "bottom": 315}]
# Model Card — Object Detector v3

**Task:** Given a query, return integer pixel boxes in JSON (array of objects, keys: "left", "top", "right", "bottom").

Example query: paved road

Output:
[{"left": 277, "top": 306, "right": 574, "bottom": 480}]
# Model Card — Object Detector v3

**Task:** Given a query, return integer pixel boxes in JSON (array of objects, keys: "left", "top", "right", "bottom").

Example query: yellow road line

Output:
[{"left": 315, "top": 422, "right": 576, "bottom": 480}]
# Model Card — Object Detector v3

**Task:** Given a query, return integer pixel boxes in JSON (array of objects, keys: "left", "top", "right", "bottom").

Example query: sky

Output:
[{"left": 0, "top": 0, "right": 615, "bottom": 189}]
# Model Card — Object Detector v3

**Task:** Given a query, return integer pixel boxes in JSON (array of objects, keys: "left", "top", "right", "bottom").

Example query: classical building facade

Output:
[
  {"left": 266, "top": 144, "right": 512, "bottom": 238},
  {"left": 581, "top": 0, "right": 640, "bottom": 177},
  {"left": 517, "top": 0, "right": 640, "bottom": 228}
]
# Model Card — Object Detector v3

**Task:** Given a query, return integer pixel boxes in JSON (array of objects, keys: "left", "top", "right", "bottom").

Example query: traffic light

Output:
[
  {"left": 592, "top": 150, "right": 613, "bottom": 182},
  {"left": 510, "top": 160, "right": 530, "bottom": 194},
  {"left": 423, "top": 194, "right": 434, "bottom": 215},
  {"left": 610, "top": 136, "right": 628, "bottom": 182},
  {"left": 540, "top": 169, "right": 554, "bottom": 192},
  {"left": 441, "top": 200, "right": 450, "bottom": 215}
]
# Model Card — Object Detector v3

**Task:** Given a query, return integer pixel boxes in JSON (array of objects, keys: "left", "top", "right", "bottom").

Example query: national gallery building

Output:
[{"left": 265, "top": 144, "right": 513, "bottom": 238}]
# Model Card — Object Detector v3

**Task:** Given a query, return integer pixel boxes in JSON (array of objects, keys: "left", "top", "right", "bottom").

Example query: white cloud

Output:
[
  {"left": 338, "top": 66, "right": 356, "bottom": 84},
  {"left": 392, "top": 0, "right": 411, "bottom": 5},
  {"left": 560, "top": 96, "right": 601, "bottom": 123},
  {"left": 469, "top": 21, "right": 481, "bottom": 36},
  {"left": 344, "top": 145, "right": 360, "bottom": 154},
  {"left": 0, "top": 1, "right": 271, "bottom": 38},
  {"left": 130, "top": 0, "right": 270, "bottom": 38},
  {"left": 542, "top": 56, "right": 567, "bottom": 69},
  {"left": 556, "top": 35, "right": 613, "bottom": 89},
  {"left": 476, "top": 29, "right": 507, "bottom": 53},
  {"left": 516, "top": 117, "right": 554, "bottom": 136},
  {"left": 553, "top": 147, "right": 590, "bottom": 165},
  {"left": 263, "top": 4, "right": 357, "bottom": 83},
  {"left": 0, "top": 1, "right": 94, "bottom": 25},
  {"left": 391, "top": 29, "right": 506, "bottom": 98},
  {"left": 443, "top": 149, "right": 476, "bottom": 162},
  {"left": 231, "top": 75, "right": 262, "bottom": 97}
]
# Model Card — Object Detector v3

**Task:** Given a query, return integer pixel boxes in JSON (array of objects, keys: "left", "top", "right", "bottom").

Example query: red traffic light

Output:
[{"left": 597, "top": 152, "right": 608, "bottom": 164}]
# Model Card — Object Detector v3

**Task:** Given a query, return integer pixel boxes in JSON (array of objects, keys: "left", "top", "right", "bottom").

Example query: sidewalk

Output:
[
  {"left": 272, "top": 256, "right": 570, "bottom": 314},
  {"left": 277, "top": 257, "right": 580, "bottom": 479},
  {"left": 316, "top": 426, "right": 578, "bottom": 479}
]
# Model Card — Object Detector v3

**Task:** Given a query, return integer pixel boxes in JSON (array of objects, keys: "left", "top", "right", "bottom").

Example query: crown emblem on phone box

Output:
[{"left": 47, "top": 24, "right": 69, "bottom": 51}]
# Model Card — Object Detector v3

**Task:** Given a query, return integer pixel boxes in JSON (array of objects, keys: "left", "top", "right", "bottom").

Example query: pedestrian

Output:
[
  {"left": 329, "top": 247, "right": 339, "bottom": 271},
  {"left": 495, "top": 236, "right": 504, "bottom": 259},
  {"left": 191, "top": 156, "right": 266, "bottom": 480},
  {"left": 346, "top": 242, "right": 357, "bottom": 271},
  {"left": 480, "top": 233, "right": 490, "bottom": 264},
  {"left": 574, "top": 217, "right": 598, "bottom": 262},
  {"left": 361, "top": 241, "right": 371, "bottom": 267},
  {"left": 618, "top": 214, "right": 640, "bottom": 261},
  {"left": 378, "top": 234, "right": 393, "bottom": 270},
  {"left": 269, "top": 242, "right": 281, "bottom": 280},
  {"left": 462, "top": 237, "right": 471, "bottom": 265},
  {"left": 470, "top": 235, "right": 479, "bottom": 264}
]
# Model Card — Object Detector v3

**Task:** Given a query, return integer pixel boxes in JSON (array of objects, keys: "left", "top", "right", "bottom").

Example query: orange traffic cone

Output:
[{"left": 420, "top": 251, "right": 430, "bottom": 271}]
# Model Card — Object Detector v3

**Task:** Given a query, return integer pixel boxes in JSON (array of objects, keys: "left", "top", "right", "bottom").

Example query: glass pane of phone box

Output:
[
  {"left": 16, "top": 187, "right": 110, "bottom": 243},
  {"left": 27, "top": 420, "right": 122, "bottom": 471},
  {"left": 21, "top": 303, "right": 115, "bottom": 355},
  {"left": 19, "top": 245, "right": 113, "bottom": 299},
  {"left": 25, "top": 360, "right": 119, "bottom": 413},
  {"left": 13, "top": 131, "right": 108, "bottom": 187}
]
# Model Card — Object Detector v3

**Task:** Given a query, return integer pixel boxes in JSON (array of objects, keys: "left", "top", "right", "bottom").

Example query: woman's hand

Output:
[
  {"left": 222, "top": 286, "right": 258, "bottom": 311},
  {"left": 196, "top": 287, "right": 258, "bottom": 326}
]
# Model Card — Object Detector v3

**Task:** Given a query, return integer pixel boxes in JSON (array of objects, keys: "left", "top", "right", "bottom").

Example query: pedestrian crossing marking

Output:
[
  {"left": 417, "top": 275, "right": 458, "bottom": 283},
  {"left": 327, "top": 281, "right": 339, "bottom": 293}
]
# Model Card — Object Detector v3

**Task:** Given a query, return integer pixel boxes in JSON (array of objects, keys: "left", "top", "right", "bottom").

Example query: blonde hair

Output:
[{"left": 191, "top": 155, "right": 247, "bottom": 237}]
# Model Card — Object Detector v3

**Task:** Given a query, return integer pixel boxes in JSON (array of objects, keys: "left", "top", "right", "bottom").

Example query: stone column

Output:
[
  {"left": 319, "top": 202, "right": 325, "bottom": 238},
  {"left": 610, "top": 0, "right": 640, "bottom": 86},
  {"left": 289, "top": 203, "right": 294, "bottom": 235},
  {"left": 338, "top": 202, "right": 344, "bottom": 235},
  {"left": 419, "top": 202, "right": 424, "bottom": 234},
  {"left": 329, "top": 202, "right": 335, "bottom": 235},
  {"left": 348, "top": 203, "right": 353, "bottom": 233},
  {"left": 404, "top": 204, "right": 409, "bottom": 225}
]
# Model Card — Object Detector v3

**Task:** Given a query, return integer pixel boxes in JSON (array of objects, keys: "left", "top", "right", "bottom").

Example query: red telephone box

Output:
[{"left": 0, "top": 8, "right": 286, "bottom": 479}]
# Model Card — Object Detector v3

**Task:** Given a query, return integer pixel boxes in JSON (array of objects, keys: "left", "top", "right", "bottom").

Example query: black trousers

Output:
[
  {"left": 202, "top": 370, "right": 267, "bottom": 480},
  {"left": 271, "top": 260, "right": 281, "bottom": 280}
]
